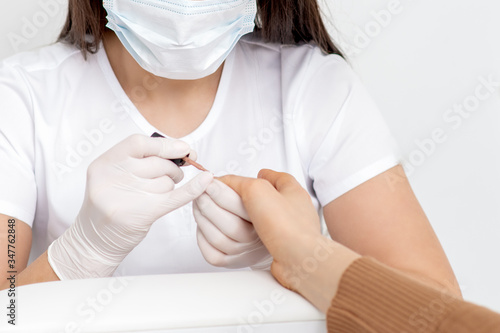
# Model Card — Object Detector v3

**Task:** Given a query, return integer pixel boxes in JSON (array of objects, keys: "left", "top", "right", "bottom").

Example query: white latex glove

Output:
[
  {"left": 48, "top": 134, "right": 213, "bottom": 279},
  {"left": 193, "top": 179, "right": 273, "bottom": 269}
]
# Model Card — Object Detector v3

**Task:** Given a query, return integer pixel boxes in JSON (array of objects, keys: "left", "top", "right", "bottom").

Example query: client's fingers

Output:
[
  {"left": 205, "top": 179, "right": 250, "bottom": 221},
  {"left": 217, "top": 175, "right": 254, "bottom": 198},
  {"left": 218, "top": 176, "right": 281, "bottom": 217},
  {"left": 257, "top": 169, "right": 313, "bottom": 206},
  {"left": 218, "top": 175, "right": 287, "bottom": 246},
  {"left": 257, "top": 169, "right": 299, "bottom": 192}
]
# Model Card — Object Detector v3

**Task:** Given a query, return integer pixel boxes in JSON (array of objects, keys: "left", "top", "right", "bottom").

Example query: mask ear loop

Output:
[{"left": 151, "top": 132, "right": 209, "bottom": 172}]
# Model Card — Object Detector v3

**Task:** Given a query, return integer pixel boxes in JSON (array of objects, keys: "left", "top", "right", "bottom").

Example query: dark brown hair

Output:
[{"left": 59, "top": 0, "right": 344, "bottom": 58}]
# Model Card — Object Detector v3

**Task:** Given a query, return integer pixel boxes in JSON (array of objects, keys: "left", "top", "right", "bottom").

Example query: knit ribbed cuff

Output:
[{"left": 327, "top": 257, "right": 460, "bottom": 333}]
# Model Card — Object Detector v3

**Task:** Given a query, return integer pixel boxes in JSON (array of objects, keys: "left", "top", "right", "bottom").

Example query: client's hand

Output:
[
  {"left": 48, "top": 134, "right": 213, "bottom": 279},
  {"left": 219, "top": 169, "right": 360, "bottom": 312}
]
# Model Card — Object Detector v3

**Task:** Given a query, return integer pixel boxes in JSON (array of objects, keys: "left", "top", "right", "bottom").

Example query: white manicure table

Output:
[{"left": 0, "top": 271, "right": 326, "bottom": 332}]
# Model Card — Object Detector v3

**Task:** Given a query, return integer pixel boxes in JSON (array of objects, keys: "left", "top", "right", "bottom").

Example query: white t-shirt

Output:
[{"left": 0, "top": 34, "right": 400, "bottom": 276}]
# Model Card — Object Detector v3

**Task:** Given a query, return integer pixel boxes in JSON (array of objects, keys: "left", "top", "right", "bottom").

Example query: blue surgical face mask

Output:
[{"left": 103, "top": 0, "right": 257, "bottom": 80}]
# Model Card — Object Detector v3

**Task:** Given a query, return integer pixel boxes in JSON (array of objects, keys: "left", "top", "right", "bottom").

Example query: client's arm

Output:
[
  {"left": 329, "top": 257, "right": 500, "bottom": 333},
  {"left": 219, "top": 170, "right": 500, "bottom": 333}
]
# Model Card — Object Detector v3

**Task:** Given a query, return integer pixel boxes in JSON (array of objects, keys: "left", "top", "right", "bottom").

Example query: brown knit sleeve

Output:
[{"left": 327, "top": 257, "right": 500, "bottom": 333}]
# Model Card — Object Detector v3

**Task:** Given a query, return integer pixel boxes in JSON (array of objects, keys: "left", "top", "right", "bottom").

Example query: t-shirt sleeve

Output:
[
  {"left": 289, "top": 48, "right": 401, "bottom": 206},
  {"left": 0, "top": 62, "right": 37, "bottom": 225}
]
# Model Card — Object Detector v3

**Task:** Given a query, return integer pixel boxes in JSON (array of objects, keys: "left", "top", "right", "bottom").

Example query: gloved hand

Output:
[
  {"left": 48, "top": 134, "right": 213, "bottom": 279},
  {"left": 193, "top": 179, "right": 273, "bottom": 269}
]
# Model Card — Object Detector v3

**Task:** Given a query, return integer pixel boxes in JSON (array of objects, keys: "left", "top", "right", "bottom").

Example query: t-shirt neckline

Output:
[{"left": 96, "top": 44, "right": 234, "bottom": 144}]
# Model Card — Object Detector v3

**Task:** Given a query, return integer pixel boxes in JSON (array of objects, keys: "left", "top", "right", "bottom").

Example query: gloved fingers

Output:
[
  {"left": 130, "top": 176, "right": 176, "bottom": 194},
  {"left": 194, "top": 201, "right": 257, "bottom": 255},
  {"left": 229, "top": 244, "right": 272, "bottom": 269},
  {"left": 205, "top": 179, "right": 250, "bottom": 221},
  {"left": 149, "top": 172, "right": 213, "bottom": 217},
  {"left": 118, "top": 134, "right": 192, "bottom": 159},
  {"left": 250, "top": 253, "right": 273, "bottom": 270},
  {"left": 187, "top": 149, "right": 198, "bottom": 162},
  {"left": 195, "top": 193, "right": 258, "bottom": 243},
  {"left": 196, "top": 228, "right": 230, "bottom": 267},
  {"left": 125, "top": 156, "right": 184, "bottom": 183},
  {"left": 197, "top": 228, "right": 269, "bottom": 269}
]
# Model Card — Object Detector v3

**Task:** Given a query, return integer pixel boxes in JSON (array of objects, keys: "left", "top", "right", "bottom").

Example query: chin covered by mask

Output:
[{"left": 103, "top": 0, "right": 257, "bottom": 80}]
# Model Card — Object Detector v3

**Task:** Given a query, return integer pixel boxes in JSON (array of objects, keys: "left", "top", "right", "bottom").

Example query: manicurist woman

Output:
[{"left": 0, "top": 0, "right": 461, "bottom": 296}]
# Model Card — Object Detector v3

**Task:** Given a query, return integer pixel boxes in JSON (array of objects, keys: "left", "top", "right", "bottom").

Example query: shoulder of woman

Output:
[
  {"left": 238, "top": 34, "right": 357, "bottom": 97},
  {"left": 240, "top": 34, "right": 350, "bottom": 75},
  {"left": 1, "top": 42, "right": 86, "bottom": 77}
]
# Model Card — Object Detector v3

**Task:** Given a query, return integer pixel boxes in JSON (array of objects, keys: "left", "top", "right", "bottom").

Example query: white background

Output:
[{"left": 0, "top": 0, "right": 499, "bottom": 312}]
